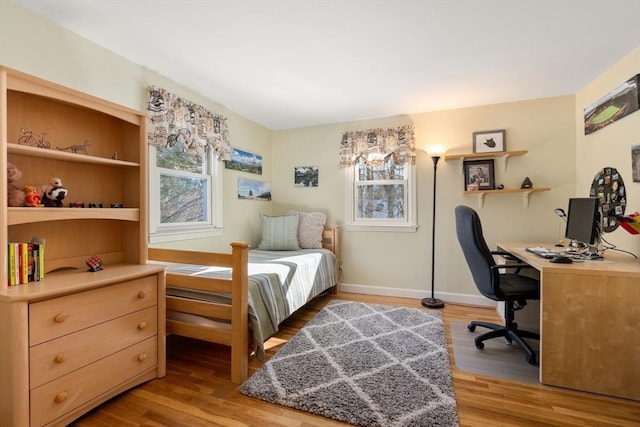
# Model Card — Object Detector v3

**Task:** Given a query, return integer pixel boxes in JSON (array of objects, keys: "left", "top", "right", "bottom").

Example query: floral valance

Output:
[
  {"left": 146, "top": 86, "right": 231, "bottom": 160},
  {"left": 339, "top": 125, "right": 416, "bottom": 168}
]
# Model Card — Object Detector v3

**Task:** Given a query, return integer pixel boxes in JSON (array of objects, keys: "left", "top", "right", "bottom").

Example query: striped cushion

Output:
[{"left": 258, "top": 213, "right": 300, "bottom": 250}]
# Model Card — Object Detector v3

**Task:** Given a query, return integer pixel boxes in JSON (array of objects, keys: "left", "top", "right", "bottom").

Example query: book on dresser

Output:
[{"left": 6, "top": 242, "right": 45, "bottom": 285}]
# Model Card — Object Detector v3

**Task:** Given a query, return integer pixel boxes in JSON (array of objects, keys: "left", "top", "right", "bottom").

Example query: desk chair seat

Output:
[{"left": 455, "top": 205, "right": 541, "bottom": 365}]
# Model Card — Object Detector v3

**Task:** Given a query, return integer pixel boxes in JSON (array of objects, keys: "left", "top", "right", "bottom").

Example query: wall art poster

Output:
[
  {"left": 632, "top": 144, "right": 640, "bottom": 182},
  {"left": 237, "top": 178, "right": 271, "bottom": 201},
  {"left": 225, "top": 148, "right": 263, "bottom": 174},
  {"left": 584, "top": 74, "right": 639, "bottom": 135},
  {"left": 294, "top": 166, "right": 319, "bottom": 187}
]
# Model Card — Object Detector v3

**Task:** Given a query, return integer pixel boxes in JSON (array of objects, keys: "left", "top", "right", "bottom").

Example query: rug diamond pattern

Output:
[{"left": 241, "top": 300, "right": 459, "bottom": 426}]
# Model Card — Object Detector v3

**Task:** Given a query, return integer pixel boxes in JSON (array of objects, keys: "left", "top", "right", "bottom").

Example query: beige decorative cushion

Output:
[
  {"left": 295, "top": 211, "right": 327, "bottom": 249},
  {"left": 258, "top": 213, "right": 301, "bottom": 250}
]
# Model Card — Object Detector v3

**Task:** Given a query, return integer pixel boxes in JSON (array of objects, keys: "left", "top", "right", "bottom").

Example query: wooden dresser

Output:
[{"left": 0, "top": 67, "right": 166, "bottom": 426}]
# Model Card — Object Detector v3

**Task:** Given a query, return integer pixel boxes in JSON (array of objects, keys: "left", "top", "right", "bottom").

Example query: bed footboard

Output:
[{"left": 148, "top": 242, "right": 250, "bottom": 383}]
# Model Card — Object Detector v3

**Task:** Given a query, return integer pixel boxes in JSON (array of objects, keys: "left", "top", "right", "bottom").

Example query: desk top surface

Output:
[{"left": 497, "top": 241, "right": 640, "bottom": 276}]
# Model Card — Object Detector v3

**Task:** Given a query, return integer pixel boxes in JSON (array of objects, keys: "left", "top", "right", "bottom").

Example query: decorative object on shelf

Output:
[
  {"left": 16, "top": 127, "right": 50, "bottom": 149},
  {"left": 422, "top": 144, "right": 446, "bottom": 309},
  {"left": 590, "top": 166, "right": 626, "bottom": 232},
  {"left": 23, "top": 185, "right": 42, "bottom": 207},
  {"left": 41, "top": 177, "right": 68, "bottom": 207},
  {"left": 69, "top": 201, "right": 85, "bottom": 208},
  {"left": 466, "top": 182, "right": 479, "bottom": 191},
  {"left": 7, "top": 162, "right": 26, "bottom": 207},
  {"left": 85, "top": 255, "right": 103, "bottom": 272},
  {"left": 472, "top": 129, "right": 506, "bottom": 153},
  {"left": 520, "top": 177, "right": 533, "bottom": 189},
  {"left": 463, "top": 159, "right": 495, "bottom": 190},
  {"left": 110, "top": 203, "right": 124, "bottom": 208},
  {"left": 497, "top": 184, "right": 505, "bottom": 190},
  {"left": 111, "top": 151, "right": 119, "bottom": 160},
  {"left": 584, "top": 74, "right": 639, "bottom": 135},
  {"left": 56, "top": 139, "right": 91, "bottom": 154},
  {"left": 88, "top": 202, "right": 103, "bottom": 208}
]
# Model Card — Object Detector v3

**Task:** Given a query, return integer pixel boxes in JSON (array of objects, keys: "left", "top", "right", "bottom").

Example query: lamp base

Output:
[{"left": 421, "top": 297, "right": 444, "bottom": 309}]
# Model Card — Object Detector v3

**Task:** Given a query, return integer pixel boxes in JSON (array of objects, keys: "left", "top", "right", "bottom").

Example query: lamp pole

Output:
[{"left": 422, "top": 153, "right": 445, "bottom": 309}]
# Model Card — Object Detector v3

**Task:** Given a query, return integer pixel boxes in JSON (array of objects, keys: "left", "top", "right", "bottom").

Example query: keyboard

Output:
[{"left": 525, "top": 247, "right": 563, "bottom": 259}]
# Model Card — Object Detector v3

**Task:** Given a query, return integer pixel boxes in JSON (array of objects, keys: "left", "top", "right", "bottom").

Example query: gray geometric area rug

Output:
[
  {"left": 449, "top": 320, "right": 539, "bottom": 384},
  {"left": 240, "top": 300, "right": 459, "bottom": 426}
]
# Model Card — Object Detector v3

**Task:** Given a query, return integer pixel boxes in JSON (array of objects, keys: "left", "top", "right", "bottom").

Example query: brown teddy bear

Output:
[{"left": 7, "top": 162, "right": 26, "bottom": 207}]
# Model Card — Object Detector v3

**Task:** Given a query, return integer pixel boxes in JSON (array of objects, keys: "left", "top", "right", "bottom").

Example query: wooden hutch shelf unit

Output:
[
  {"left": 444, "top": 149, "right": 550, "bottom": 207},
  {"left": 0, "top": 67, "right": 166, "bottom": 427}
]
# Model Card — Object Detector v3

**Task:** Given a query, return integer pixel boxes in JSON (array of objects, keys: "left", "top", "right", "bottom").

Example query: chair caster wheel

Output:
[
  {"left": 474, "top": 339, "right": 484, "bottom": 349},
  {"left": 527, "top": 354, "right": 536, "bottom": 364},
  {"left": 467, "top": 324, "right": 476, "bottom": 332}
]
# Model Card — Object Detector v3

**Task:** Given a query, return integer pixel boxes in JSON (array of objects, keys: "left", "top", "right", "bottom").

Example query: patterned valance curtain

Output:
[
  {"left": 146, "top": 86, "right": 231, "bottom": 160},
  {"left": 339, "top": 125, "right": 416, "bottom": 168}
]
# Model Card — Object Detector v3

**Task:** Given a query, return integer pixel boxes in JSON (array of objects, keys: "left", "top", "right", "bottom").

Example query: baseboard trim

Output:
[{"left": 338, "top": 283, "right": 496, "bottom": 308}]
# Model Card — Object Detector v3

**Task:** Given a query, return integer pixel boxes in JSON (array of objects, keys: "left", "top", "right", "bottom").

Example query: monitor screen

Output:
[{"left": 565, "top": 197, "right": 600, "bottom": 245}]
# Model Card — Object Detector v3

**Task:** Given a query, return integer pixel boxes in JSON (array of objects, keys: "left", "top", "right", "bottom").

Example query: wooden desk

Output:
[{"left": 497, "top": 242, "right": 640, "bottom": 401}]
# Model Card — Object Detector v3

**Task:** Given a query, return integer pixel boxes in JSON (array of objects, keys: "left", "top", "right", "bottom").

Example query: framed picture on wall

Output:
[
  {"left": 472, "top": 129, "right": 506, "bottom": 153},
  {"left": 463, "top": 159, "right": 495, "bottom": 191}
]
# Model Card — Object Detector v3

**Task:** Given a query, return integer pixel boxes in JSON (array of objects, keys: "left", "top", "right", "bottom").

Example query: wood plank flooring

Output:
[{"left": 72, "top": 293, "right": 640, "bottom": 426}]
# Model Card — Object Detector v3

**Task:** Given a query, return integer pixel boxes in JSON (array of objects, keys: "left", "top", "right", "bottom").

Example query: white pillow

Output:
[
  {"left": 294, "top": 211, "right": 326, "bottom": 249},
  {"left": 258, "top": 213, "right": 301, "bottom": 250}
]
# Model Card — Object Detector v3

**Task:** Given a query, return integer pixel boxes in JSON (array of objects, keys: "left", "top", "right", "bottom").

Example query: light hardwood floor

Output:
[{"left": 72, "top": 293, "right": 640, "bottom": 426}]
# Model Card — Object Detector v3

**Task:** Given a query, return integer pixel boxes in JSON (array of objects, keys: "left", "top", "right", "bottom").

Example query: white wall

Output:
[
  {"left": 576, "top": 47, "right": 640, "bottom": 255},
  {"left": 271, "top": 97, "right": 577, "bottom": 302},
  {"left": 0, "top": 1, "right": 273, "bottom": 253},
  {"left": 4, "top": 1, "right": 638, "bottom": 304}
]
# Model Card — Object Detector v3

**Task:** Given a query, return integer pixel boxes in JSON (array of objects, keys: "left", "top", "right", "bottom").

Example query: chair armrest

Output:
[
  {"left": 491, "top": 250, "right": 520, "bottom": 261},
  {"left": 491, "top": 263, "right": 534, "bottom": 271}
]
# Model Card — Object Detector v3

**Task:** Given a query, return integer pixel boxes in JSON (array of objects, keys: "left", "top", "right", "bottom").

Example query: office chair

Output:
[{"left": 454, "top": 205, "right": 540, "bottom": 364}]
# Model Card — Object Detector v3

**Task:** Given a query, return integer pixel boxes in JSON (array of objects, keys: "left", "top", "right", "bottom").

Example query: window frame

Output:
[
  {"left": 148, "top": 144, "right": 223, "bottom": 243},
  {"left": 343, "top": 160, "right": 418, "bottom": 232}
]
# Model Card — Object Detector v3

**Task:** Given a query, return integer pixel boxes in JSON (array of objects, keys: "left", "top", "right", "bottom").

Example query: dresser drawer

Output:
[
  {"left": 30, "top": 276, "right": 157, "bottom": 345},
  {"left": 30, "top": 306, "right": 158, "bottom": 389},
  {"left": 30, "top": 337, "right": 157, "bottom": 427}
]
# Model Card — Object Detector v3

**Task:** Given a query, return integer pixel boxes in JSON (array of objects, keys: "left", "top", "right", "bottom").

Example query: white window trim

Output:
[
  {"left": 148, "top": 145, "right": 223, "bottom": 244},
  {"left": 343, "top": 163, "right": 418, "bottom": 232}
]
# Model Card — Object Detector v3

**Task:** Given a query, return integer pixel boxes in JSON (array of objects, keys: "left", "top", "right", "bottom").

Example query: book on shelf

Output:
[{"left": 6, "top": 242, "right": 45, "bottom": 286}]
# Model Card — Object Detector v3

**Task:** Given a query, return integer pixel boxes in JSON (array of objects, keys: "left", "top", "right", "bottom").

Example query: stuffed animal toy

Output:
[
  {"left": 7, "top": 162, "right": 26, "bottom": 207},
  {"left": 23, "top": 185, "right": 42, "bottom": 207},
  {"left": 41, "top": 177, "right": 68, "bottom": 207}
]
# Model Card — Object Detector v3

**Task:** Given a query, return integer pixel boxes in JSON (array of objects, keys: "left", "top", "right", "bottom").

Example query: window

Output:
[
  {"left": 344, "top": 156, "right": 417, "bottom": 232},
  {"left": 149, "top": 144, "right": 223, "bottom": 243}
]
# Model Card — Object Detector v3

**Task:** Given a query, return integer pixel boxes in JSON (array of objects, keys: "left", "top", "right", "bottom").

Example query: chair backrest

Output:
[{"left": 454, "top": 205, "right": 504, "bottom": 301}]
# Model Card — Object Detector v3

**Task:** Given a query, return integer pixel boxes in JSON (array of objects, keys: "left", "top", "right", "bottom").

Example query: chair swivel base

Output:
[{"left": 468, "top": 320, "right": 540, "bottom": 365}]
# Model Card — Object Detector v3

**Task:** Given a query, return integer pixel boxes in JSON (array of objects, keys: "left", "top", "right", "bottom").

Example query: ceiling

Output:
[{"left": 13, "top": 0, "right": 640, "bottom": 130}]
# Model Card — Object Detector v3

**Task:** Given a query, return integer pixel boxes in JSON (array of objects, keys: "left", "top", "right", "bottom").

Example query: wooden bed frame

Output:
[{"left": 148, "top": 226, "right": 339, "bottom": 384}]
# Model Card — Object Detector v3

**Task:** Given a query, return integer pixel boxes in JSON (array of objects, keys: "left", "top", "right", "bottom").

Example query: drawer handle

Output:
[
  {"left": 54, "top": 313, "right": 68, "bottom": 323},
  {"left": 137, "top": 290, "right": 147, "bottom": 299},
  {"left": 55, "top": 353, "right": 69, "bottom": 364},
  {"left": 138, "top": 321, "right": 147, "bottom": 330},
  {"left": 137, "top": 353, "right": 147, "bottom": 362},
  {"left": 54, "top": 392, "right": 68, "bottom": 404}
]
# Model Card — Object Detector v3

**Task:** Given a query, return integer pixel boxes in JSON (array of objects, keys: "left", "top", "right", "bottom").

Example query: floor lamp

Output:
[{"left": 422, "top": 145, "right": 445, "bottom": 309}]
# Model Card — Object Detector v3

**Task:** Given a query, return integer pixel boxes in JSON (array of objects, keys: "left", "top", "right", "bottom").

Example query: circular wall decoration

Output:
[{"left": 590, "top": 167, "right": 626, "bottom": 233}]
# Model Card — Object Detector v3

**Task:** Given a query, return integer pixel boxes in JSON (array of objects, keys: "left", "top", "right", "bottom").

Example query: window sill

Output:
[
  {"left": 342, "top": 224, "right": 418, "bottom": 233},
  {"left": 149, "top": 227, "right": 223, "bottom": 244}
]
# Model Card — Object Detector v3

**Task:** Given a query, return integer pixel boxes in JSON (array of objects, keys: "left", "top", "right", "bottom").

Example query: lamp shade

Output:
[{"left": 424, "top": 144, "right": 446, "bottom": 157}]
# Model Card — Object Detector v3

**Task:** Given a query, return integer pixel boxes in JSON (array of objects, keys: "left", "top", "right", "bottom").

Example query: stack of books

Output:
[{"left": 7, "top": 242, "right": 45, "bottom": 286}]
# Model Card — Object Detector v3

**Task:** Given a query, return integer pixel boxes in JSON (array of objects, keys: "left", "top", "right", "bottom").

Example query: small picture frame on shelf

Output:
[
  {"left": 464, "top": 159, "right": 495, "bottom": 191},
  {"left": 472, "top": 129, "right": 506, "bottom": 153}
]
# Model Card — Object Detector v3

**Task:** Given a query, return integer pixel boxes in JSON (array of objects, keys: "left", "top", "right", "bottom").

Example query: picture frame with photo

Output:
[
  {"left": 464, "top": 159, "right": 495, "bottom": 191},
  {"left": 472, "top": 129, "right": 506, "bottom": 153}
]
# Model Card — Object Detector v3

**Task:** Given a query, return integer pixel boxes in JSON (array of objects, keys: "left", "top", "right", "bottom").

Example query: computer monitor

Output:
[{"left": 565, "top": 197, "right": 600, "bottom": 246}]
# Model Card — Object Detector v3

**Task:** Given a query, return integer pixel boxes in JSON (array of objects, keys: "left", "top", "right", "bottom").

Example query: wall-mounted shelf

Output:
[
  {"left": 464, "top": 187, "right": 550, "bottom": 208},
  {"left": 444, "top": 150, "right": 527, "bottom": 171}
]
